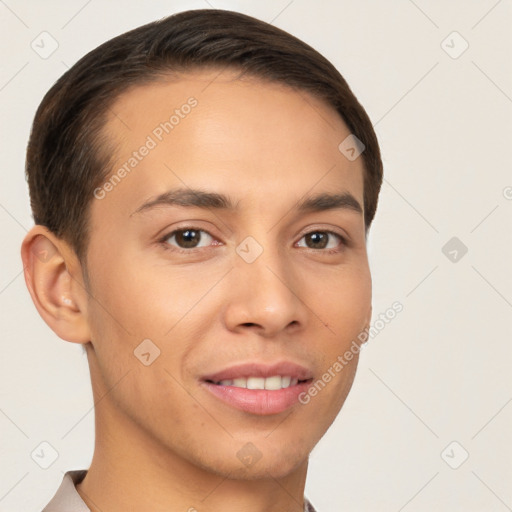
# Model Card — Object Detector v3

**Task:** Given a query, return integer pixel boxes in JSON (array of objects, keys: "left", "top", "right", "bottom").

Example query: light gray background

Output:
[{"left": 1, "top": 1, "right": 511, "bottom": 511}]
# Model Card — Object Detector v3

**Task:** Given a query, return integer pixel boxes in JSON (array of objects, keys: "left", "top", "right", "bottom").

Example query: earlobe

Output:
[
  {"left": 363, "top": 304, "right": 372, "bottom": 332},
  {"left": 21, "top": 227, "right": 91, "bottom": 344}
]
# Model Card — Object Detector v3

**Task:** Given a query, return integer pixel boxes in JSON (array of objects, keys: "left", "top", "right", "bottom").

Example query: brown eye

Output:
[
  {"left": 296, "top": 231, "right": 344, "bottom": 251},
  {"left": 305, "top": 232, "right": 328, "bottom": 249},
  {"left": 164, "top": 228, "right": 215, "bottom": 249}
]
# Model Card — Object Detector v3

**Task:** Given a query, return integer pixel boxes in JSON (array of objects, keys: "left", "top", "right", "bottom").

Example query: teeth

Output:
[
  {"left": 247, "top": 377, "right": 265, "bottom": 389},
  {"left": 265, "top": 376, "right": 283, "bottom": 390},
  {"left": 215, "top": 376, "right": 300, "bottom": 390}
]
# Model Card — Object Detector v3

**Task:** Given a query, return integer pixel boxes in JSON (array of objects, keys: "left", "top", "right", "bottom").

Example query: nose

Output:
[{"left": 222, "top": 243, "right": 309, "bottom": 338}]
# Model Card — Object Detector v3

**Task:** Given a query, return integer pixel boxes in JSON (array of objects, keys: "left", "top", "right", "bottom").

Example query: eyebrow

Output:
[{"left": 130, "top": 187, "right": 363, "bottom": 217}]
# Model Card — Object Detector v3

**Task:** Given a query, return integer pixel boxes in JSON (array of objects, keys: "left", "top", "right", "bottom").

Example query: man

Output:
[{"left": 21, "top": 8, "right": 382, "bottom": 512}]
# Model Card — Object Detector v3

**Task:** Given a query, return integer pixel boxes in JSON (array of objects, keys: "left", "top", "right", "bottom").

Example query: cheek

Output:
[
  {"left": 83, "top": 249, "right": 219, "bottom": 392},
  {"left": 86, "top": 248, "right": 186, "bottom": 338},
  {"left": 307, "top": 263, "right": 372, "bottom": 339},
  {"left": 298, "top": 263, "right": 370, "bottom": 413}
]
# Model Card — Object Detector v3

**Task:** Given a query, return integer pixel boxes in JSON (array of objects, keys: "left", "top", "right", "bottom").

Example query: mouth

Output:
[{"left": 200, "top": 361, "right": 314, "bottom": 415}]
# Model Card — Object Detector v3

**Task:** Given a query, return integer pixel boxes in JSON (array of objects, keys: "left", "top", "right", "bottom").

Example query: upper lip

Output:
[{"left": 201, "top": 361, "right": 314, "bottom": 383}]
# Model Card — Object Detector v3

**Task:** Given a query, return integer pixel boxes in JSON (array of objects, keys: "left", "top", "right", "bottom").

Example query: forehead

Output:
[{"left": 94, "top": 69, "right": 365, "bottom": 222}]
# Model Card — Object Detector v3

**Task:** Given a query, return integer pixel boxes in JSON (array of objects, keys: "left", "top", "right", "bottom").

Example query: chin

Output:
[{"left": 205, "top": 445, "right": 309, "bottom": 481}]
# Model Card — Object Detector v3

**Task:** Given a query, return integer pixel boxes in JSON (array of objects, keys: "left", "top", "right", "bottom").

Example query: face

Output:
[{"left": 83, "top": 69, "right": 372, "bottom": 479}]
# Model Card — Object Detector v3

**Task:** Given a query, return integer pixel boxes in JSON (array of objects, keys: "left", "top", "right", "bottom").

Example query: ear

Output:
[
  {"left": 364, "top": 304, "right": 372, "bottom": 332},
  {"left": 21, "top": 226, "right": 91, "bottom": 344},
  {"left": 356, "top": 303, "right": 372, "bottom": 349}
]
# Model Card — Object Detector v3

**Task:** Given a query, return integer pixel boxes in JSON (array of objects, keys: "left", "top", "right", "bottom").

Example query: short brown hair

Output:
[{"left": 26, "top": 8, "right": 383, "bottom": 268}]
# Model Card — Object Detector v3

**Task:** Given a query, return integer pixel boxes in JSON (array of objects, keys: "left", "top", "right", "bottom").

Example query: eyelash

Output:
[{"left": 157, "top": 226, "right": 348, "bottom": 255}]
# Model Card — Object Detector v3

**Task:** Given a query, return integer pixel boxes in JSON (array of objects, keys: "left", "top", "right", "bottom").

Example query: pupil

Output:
[
  {"left": 177, "top": 229, "right": 200, "bottom": 248},
  {"left": 308, "top": 232, "right": 327, "bottom": 249}
]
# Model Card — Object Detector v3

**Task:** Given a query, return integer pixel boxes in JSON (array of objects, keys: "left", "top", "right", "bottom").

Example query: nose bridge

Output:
[{"left": 225, "top": 232, "right": 306, "bottom": 334}]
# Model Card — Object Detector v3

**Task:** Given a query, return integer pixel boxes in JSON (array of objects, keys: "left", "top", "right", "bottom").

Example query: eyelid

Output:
[
  {"left": 297, "top": 224, "right": 349, "bottom": 241},
  {"left": 154, "top": 219, "right": 219, "bottom": 241}
]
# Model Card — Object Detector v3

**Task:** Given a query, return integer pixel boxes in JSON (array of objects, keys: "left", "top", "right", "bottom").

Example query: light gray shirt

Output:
[{"left": 42, "top": 470, "right": 318, "bottom": 511}]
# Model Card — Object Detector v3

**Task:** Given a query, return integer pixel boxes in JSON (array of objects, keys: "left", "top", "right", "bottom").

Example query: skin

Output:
[{"left": 21, "top": 69, "right": 372, "bottom": 512}]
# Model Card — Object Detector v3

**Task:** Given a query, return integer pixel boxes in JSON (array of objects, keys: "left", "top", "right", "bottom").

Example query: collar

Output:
[
  {"left": 42, "top": 470, "right": 89, "bottom": 511},
  {"left": 42, "top": 470, "right": 317, "bottom": 511}
]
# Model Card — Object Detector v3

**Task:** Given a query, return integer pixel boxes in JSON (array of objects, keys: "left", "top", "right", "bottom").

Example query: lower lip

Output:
[{"left": 201, "top": 380, "right": 312, "bottom": 415}]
